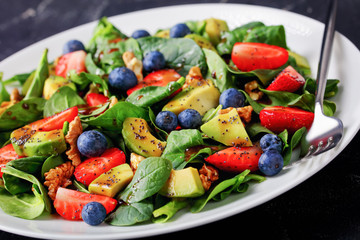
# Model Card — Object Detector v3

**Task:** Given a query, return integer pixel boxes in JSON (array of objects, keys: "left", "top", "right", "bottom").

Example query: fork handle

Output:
[{"left": 315, "top": 0, "right": 338, "bottom": 106}]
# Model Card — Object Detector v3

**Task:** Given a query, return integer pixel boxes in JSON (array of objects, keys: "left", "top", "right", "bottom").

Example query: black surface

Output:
[{"left": 1, "top": 0, "right": 360, "bottom": 239}]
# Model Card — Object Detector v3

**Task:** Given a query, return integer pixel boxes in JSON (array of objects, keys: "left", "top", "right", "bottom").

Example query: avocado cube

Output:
[
  {"left": 89, "top": 164, "right": 134, "bottom": 198},
  {"left": 43, "top": 75, "right": 76, "bottom": 100},
  {"left": 159, "top": 167, "right": 205, "bottom": 198},
  {"left": 200, "top": 108, "right": 252, "bottom": 147}
]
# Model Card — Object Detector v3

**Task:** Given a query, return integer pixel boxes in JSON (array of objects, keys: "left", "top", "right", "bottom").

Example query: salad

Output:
[{"left": 0, "top": 17, "right": 339, "bottom": 226}]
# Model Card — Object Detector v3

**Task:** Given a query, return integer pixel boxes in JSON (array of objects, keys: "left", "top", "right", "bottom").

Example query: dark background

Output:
[{"left": 1, "top": 0, "right": 360, "bottom": 239}]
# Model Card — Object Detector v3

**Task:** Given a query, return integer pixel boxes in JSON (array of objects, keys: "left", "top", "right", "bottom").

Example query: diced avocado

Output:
[
  {"left": 200, "top": 108, "right": 252, "bottom": 147},
  {"left": 122, "top": 118, "right": 166, "bottom": 158},
  {"left": 88, "top": 163, "right": 134, "bottom": 198},
  {"left": 43, "top": 75, "right": 76, "bottom": 100},
  {"left": 288, "top": 51, "right": 310, "bottom": 69},
  {"left": 159, "top": 167, "right": 205, "bottom": 198},
  {"left": 11, "top": 127, "right": 67, "bottom": 156},
  {"left": 162, "top": 79, "right": 220, "bottom": 115},
  {"left": 184, "top": 34, "right": 217, "bottom": 52},
  {"left": 205, "top": 18, "right": 229, "bottom": 46},
  {"left": 155, "top": 29, "right": 170, "bottom": 38}
]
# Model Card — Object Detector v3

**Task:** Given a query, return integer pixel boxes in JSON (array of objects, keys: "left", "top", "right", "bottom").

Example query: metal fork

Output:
[{"left": 284, "top": 0, "right": 343, "bottom": 168}]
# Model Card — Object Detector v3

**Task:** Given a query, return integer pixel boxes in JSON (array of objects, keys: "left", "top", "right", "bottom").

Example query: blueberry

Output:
[
  {"left": 258, "top": 149, "right": 284, "bottom": 176},
  {"left": 108, "top": 67, "right": 138, "bottom": 92},
  {"left": 81, "top": 202, "right": 106, "bottom": 226},
  {"left": 155, "top": 111, "right": 178, "bottom": 132},
  {"left": 178, "top": 109, "right": 202, "bottom": 129},
  {"left": 260, "top": 134, "right": 283, "bottom": 153},
  {"left": 219, "top": 88, "right": 245, "bottom": 109},
  {"left": 131, "top": 29, "right": 150, "bottom": 39},
  {"left": 169, "top": 23, "right": 191, "bottom": 38},
  {"left": 77, "top": 130, "right": 107, "bottom": 158},
  {"left": 143, "top": 51, "right": 166, "bottom": 72},
  {"left": 63, "top": 39, "right": 85, "bottom": 54}
]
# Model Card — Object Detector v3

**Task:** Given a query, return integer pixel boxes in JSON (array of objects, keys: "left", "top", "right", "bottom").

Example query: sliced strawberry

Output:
[
  {"left": 0, "top": 144, "right": 24, "bottom": 178},
  {"left": 55, "top": 50, "right": 87, "bottom": 78},
  {"left": 266, "top": 66, "right": 305, "bottom": 92},
  {"left": 74, "top": 148, "right": 126, "bottom": 186},
  {"left": 259, "top": 106, "right": 314, "bottom": 134},
  {"left": 126, "top": 69, "right": 181, "bottom": 95},
  {"left": 30, "top": 106, "right": 78, "bottom": 131},
  {"left": 54, "top": 187, "right": 117, "bottom": 220},
  {"left": 86, "top": 93, "right": 109, "bottom": 107},
  {"left": 205, "top": 145, "right": 263, "bottom": 173},
  {"left": 231, "top": 42, "right": 289, "bottom": 72}
]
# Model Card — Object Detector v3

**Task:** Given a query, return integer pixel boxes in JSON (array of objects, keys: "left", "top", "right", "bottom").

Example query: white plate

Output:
[{"left": 0, "top": 3, "right": 359, "bottom": 240}]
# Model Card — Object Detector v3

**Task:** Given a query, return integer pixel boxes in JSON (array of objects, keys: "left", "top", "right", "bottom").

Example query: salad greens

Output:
[{"left": 0, "top": 16, "right": 340, "bottom": 226}]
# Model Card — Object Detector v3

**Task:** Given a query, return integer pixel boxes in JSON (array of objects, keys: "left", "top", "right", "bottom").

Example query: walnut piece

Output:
[
  {"left": 199, "top": 164, "right": 219, "bottom": 191},
  {"left": 44, "top": 161, "right": 74, "bottom": 200},
  {"left": 65, "top": 116, "right": 83, "bottom": 167},
  {"left": 122, "top": 51, "right": 143, "bottom": 81},
  {"left": 183, "top": 66, "right": 203, "bottom": 89},
  {"left": 0, "top": 88, "right": 22, "bottom": 115},
  {"left": 219, "top": 105, "right": 253, "bottom": 124},
  {"left": 244, "top": 80, "right": 264, "bottom": 101},
  {"left": 109, "top": 96, "right": 118, "bottom": 109}
]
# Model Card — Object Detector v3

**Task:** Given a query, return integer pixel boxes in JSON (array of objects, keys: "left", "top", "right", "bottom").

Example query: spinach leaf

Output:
[
  {"left": 137, "top": 37, "right": 207, "bottom": 76},
  {"left": 85, "top": 54, "right": 106, "bottom": 76},
  {"left": 119, "top": 157, "right": 172, "bottom": 204},
  {"left": 244, "top": 25, "right": 287, "bottom": 48},
  {"left": 304, "top": 78, "right": 340, "bottom": 99},
  {"left": 126, "top": 77, "right": 185, "bottom": 108},
  {"left": 186, "top": 20, "right": 207, "bottom": 35},
  {"left": 0, "top": 72, "right": 10, "bottom": 104},
  {"left": 24, "top": 49, "right": 49, "bottom": 100},
  {"left": 152, "top": 198, "right": 188, "bottom": 223},
  {"left": 43, "top": 86, "right": 85, "bottom": 117},
  {"left": 245, "top": 122, "right": 274, "bottom": 138},
  {"left": 203, "top": 49, "right": 235, "bottom": 92},
  {"left": 82, "top": 101, "right": 149, "bottom": 131},
  {"left": 3, "top": 72, "right": 32, "bottom": 86},
  {"left": 70, "top": 71, "right": 109, "bottom": 96},
  {"left": 282, "top": 127, "right": 307, "bottom": 165},
  {"left": 0, "top": 97, "right": 46, "bottom": 131},
  {"left": 106, "top": 199, "right": 153, "bottom": 226},
  {"left": 191, "top": 170, "right": 265, "bottom": 213},
  {"left": 162, "top": 129, "right": 205, "bottom": 169},
  {"left": 73, "top": 180, "right": 90, "bottom": 193},
  {"left": 217, "top": 21, "right": 265, "bottom": 55},
  {"left": 41, "top": 155, "right": 65, "bottom": 179}
]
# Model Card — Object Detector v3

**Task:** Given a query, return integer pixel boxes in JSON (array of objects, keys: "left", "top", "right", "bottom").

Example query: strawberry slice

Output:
[
  {"left": 126, "top": 69, "right": 181, "bottom": 95},
  {"left": 259, "top": 106, "right": 314, "bottom": 134},
  {"left": 30, "top": 106, "right": 78, "bottom": 131},
  {"left": 0, "top": 144, "right": 23, "bottom": 178},
  {"left": 231, "top": 42, "right": 289, "bottom": 72},
  {"left": 205, "top": 145, "right": 263, "bottom": 173},
  {"left": 74, "top": 148, "right": 126, "bottom": 186},
  {"left": 55, "top": 50, "right": 87, "bottom": 78},
  {"left": 266, "top": 66, "right": 305, "bottom": 92},
  {"left": 54, "top": 187, "right": 117, "bottom": 220},
  {"left": 86, "top": 93, "right": 109, "bottom": 107}
]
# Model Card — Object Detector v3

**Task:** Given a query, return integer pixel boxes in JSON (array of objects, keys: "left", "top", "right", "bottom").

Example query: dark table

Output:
[{"left": 1, "top": 0, "right": 360, "bottom": 239}]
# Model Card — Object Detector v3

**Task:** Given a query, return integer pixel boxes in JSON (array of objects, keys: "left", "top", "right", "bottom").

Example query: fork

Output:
[{"left": 284, "top": 0, "right": 343, "bottom": 168}]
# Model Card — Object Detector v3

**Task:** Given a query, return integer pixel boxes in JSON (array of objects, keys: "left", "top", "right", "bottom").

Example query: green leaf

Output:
[
  {"left": 106, "top": 199, "right": 153, "bottom": 226},
  {"left": 41, "top": 155, "right": 65, "bottom": 179},
  {"left": 244, "top": 25, "right": 287, "bottom": 49},
  {"left": 24, "top": 49, "right": 49, "bottom": 100},
  {"left": 0, "top": 72, "right": 10, "bottom": 104},
  {"left": 82, "top": 101, "right": 149, "bottom": 131},
  {"left": 152, "top": 198, "right": 188, "bottom": 223},
  {"left": 43, "top": 86, "right": 85, "bottom": 117},
  {"left": 283, "top": 127, "right": 307, "bottom": 165},
  {"left": 120, "top": 157, "right": 172, "bottom": 203}
]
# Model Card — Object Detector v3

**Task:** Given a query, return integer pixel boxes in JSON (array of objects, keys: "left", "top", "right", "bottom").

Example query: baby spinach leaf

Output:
[
  {"left": 283, "top": 127, "right": 307, "bottom": 165},
  {"left": 0, "top": 72, "right": 10, "bottom": 104},
  {"left": 126, "top": 77, "right": 185, "bottom": 108},
  {"left": 120, "top": 157, "right": 172, "bottom": 204},
  {"left": 152, "top": 198, "right": 188, "bottom": 223},
  {"left": 85, "top": 54, "right": 106, "bottom": 76},
  {"left": 304, "top": 78, "right": 340, "bottom": 99},
  {"left": 244, "top": 25, "right": 287, "bottom": 49},
  {"left": 0, "top": 97, "right": 46, "bottom": 131},
  {"left": 73, "top": 180, "right": 90, "bottom": 193},
  {"left": 41, "top": 155, "right": 65, "bottom": 179},
  {"left": 106, "top": 199, "right": 153, "bottom": 226},
  {"left": 3, "top": 72, "right": 32, "bottom": 86},
  {"left": 70, "top": 71, "right": 109, "bottom": 96},
  {"left": 203, "top": 49, "right": 236, "bottom": 92},
  {"left": 162, "top": 129, "right": 205, "bottom": 169},
  {"left": 137, "top": 37, "right": 207, "bottom": 76},
  {"left": 82, "top": 101, "right": 149, "bottom": 131},
  {"left": 24, "top": 49, "right": 49, "bottom": 100},
  {"left": 43, "top": 86, "right": 85, "bottom": 117},
  {"left": 245, "top": 122, "right": 274, "bottom": 138}
]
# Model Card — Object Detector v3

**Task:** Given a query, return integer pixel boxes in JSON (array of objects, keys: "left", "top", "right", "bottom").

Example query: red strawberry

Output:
[
  {"left": 266, "top": 66, "right": 305, "bottom": 92},
  {"left": 126, "top": 69, "right": 181, "bottom": 95},
  {"left": 54, "top": 187, "right": 117, "bottom": 220},
  {"left": 55, "top": 50, "right": 87, "bottom": 78},
  {"left": 74, "top": 148, "right": 126, "bottom": 186},
  {"left": 259, "top": 106, "right": 314, "bottom": 134},
  {"left": 231, "top": 42, "right": 289, "bottom": 72},
  {"left": 205, "top": 145, "right": 263, "bottom": 173},
  {"left": 86, "top": 93, "right": 109, "bottom": 107},
  {"left": 0, "top": 144, "right": 24, "bottom": 178}
]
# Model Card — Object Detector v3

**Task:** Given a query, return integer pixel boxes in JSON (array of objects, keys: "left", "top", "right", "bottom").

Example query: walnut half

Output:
[
  {"left": 244, "top": 80, "right": 264, "bottom": 101},
  {"left": 44, "top": 161, "right": 74, "bottom": 200},
  {"left": 199, "top": 164, "right": 219, "bottom": 191}
]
